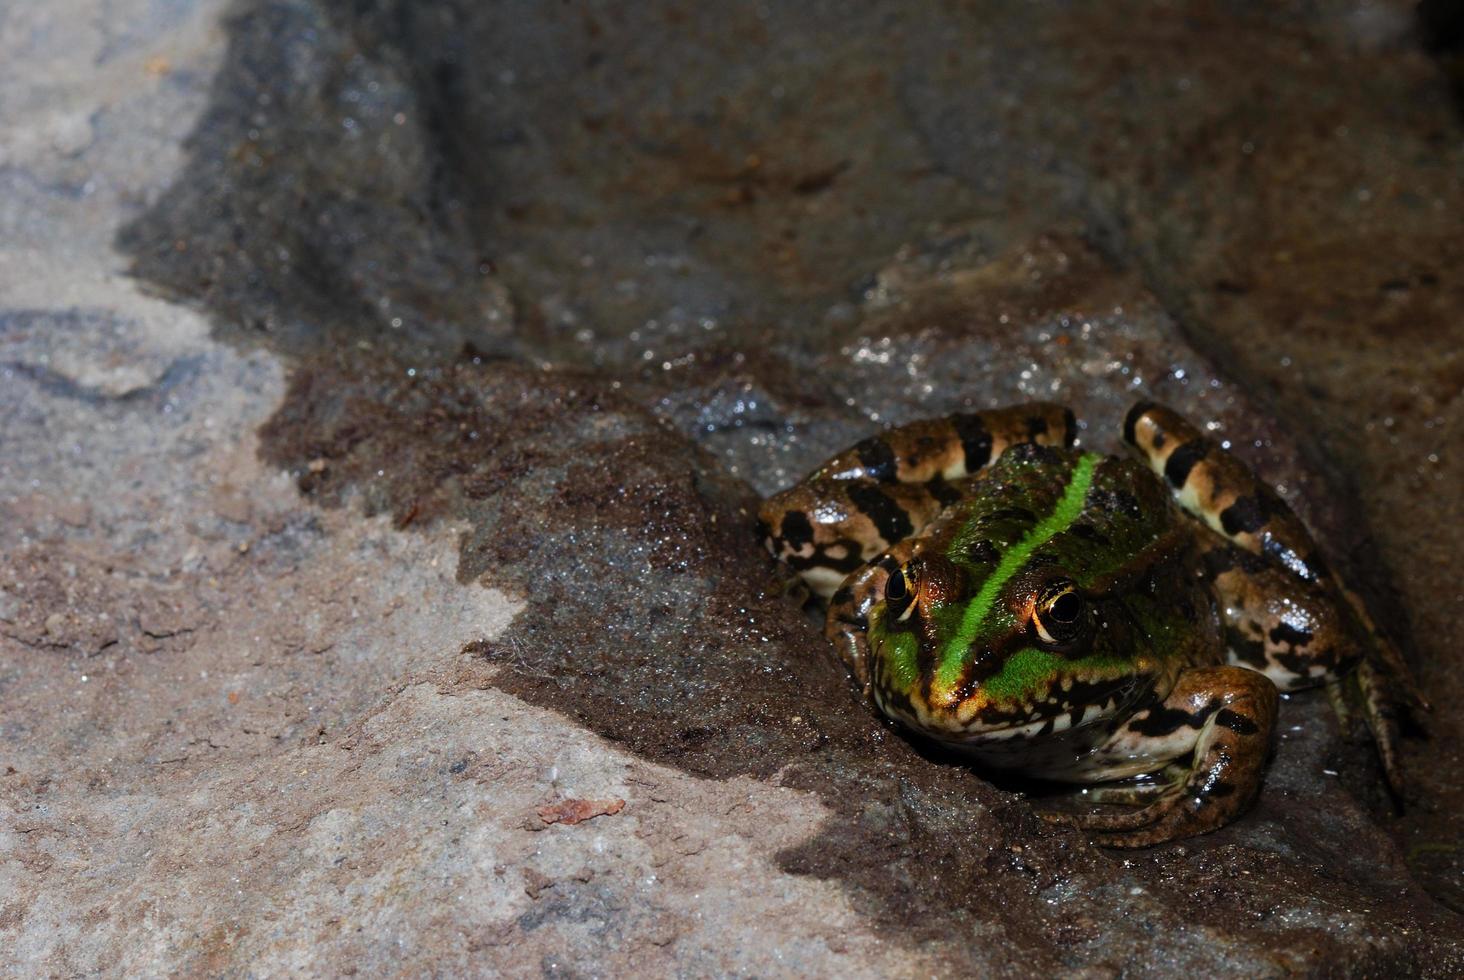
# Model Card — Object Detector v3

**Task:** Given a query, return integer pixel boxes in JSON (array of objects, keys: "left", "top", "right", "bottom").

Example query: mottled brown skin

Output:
[{"left": 760, "top": 400, "right": 1418, "bottom": 847}]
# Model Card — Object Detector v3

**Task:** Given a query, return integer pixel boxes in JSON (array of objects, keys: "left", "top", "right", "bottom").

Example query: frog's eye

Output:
[
  {"left": 885, "top": 565, "right": 917, "bottom": 622},
  {"left": 1033, "top": 581, "right": 1085, "bottom": 645}
]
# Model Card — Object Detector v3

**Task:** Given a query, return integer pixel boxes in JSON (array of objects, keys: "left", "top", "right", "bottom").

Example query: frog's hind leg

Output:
[
  {"left": 1124, "top": 401, "right": 1360, "bottom": 688},
  {"left": 1197, "top": 547, "right": 1358, "bottom": 690},
  {"left": 759, "top": 479, "right": 949, "bottom": 599},
  {"left": 1123, "top": 401, "right": 1329, "bottom": 585},
  {"left": 1049, "top": 666, "right": 1278, "bottom": 848},
  {"left": 804, "top": 402, "right": 1075, "bottom": 486},
  {"left": 760, "top": 402, "right": 1076, "bottom": 599},
  {"left": 1123, "top": 401, "right": 1422, "bottom": 795}
]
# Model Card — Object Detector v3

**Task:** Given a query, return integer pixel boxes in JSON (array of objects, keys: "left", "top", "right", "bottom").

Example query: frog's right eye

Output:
[
  {"left": 885, "top": 565, "right": 917, "bottom": 621},
  {"left": 1033, "top": 580, "right": 1086, "bottom": 646}
]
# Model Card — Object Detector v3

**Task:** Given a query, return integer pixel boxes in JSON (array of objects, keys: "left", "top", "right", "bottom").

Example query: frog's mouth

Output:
[
  {"left": 933, "top": 696, "right": 1124, "bottom": 742},
  {"left": 875, "top": 673, "right": 1139, "bottom": 743},
  {"left": 949, "top": 698, "right": 1122, "bottom": 740}
]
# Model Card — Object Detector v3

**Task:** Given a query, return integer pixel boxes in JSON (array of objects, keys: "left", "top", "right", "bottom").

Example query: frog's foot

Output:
[
  {"left": 1358, "top": 660, "right": 1405, "bottom": 797},
  {"left": 1340, "top": 584, "right": 1429, "bottom": 712},
  {"left": 1337, "top": 587, "right": 1427, "bottom": 800},
  {"left": 1057, "top": 666, "right": 1279, "bottom": 848},
  {"left": 1071, "top": 764, "right": 1188, "bottom": 807},
  {"left": 1335, "top": 657, "right": 1414, "bottom": 800}
]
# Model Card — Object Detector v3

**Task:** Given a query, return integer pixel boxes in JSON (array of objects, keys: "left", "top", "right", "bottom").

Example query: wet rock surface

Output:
[{"left": 5, "top": 0, "right": 1463, "bottom": 974}]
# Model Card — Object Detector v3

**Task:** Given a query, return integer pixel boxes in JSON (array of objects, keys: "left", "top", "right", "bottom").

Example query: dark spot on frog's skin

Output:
[
  {"left": 1220, "top": 495, "right": 1270, "bottom": 536},
  {"left": 966, "top": 540, "right": 1001, "bottom": 565},
  {"left": 1122, "top": 401, "right": 1159, "bottom": 446},
  {"left": 1151, "top": 431, "right": 1167, "bottom": 450},
  {"left": 1026, "top": 416, "right": 1049, "bottom": 439},
  {"left": 1061, "top": 406, "right": 1077, "bottom": 447},
  {"left": 778, "top": 510, "right": 814, "bottom": 549},
  {"left": 951, "top": 413, "right": 993, "bottom": 473},
  {"left": 1215, "top": 708, "right": 1260, "bottom": 736},
  {"left": 984, "top": 507, "right": 1039, "bottom": 526},
  {"left": 1130, "top": 697, "right": 1219, "bottom": 737},
  {"left": 1069, "top": 523, "right": 1110, "bottom": 545},
  {"left": 854, "top": 436, "right": 899, "bottom": 482},
  {"left": 783, "top": 538, "right": 865, "bottom": 573},
  {"left": 1224, "top": 625, "right": 1269, "bottom": 669},
  {"left": 812, "top": 546, "right": 867, "bottom": 574},
  {"left": 1163, "top": 439, "right": 1209, "bottom": 489},
  {"left": 850, "top": 479, "right": 911, "bottom": 540},
  {"left": 928, "top": 477, "right": 963, "bottom": 508},
  {"left": 1268, "top": 621, "right": 1313, "bottom": 648},
  {"left": 1273, "top": 643, "right": 1344, "bottom": 678}
]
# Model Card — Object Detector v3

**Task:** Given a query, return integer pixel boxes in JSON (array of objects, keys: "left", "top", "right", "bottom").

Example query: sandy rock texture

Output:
[{"left": 3, "top": 0, "right": 1462, "bottom": 976}]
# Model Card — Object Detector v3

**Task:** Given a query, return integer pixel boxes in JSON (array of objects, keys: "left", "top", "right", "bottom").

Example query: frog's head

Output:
[{"left": 866, "top": 447, "right": 1174, "bottom": 743}]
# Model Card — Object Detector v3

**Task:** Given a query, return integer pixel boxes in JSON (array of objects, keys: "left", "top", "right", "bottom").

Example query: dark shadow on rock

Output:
[{"left": 1419, "top": 0, "right": 1464, "bottom": 122}]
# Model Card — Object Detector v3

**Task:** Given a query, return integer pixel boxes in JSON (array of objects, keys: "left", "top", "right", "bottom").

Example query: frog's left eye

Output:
[
  {"left": 1033, "top": 582, "right": 1086, "bottom": 645},
  {"left": 885, "top": 565, "right": 917, "bottom": 622}
]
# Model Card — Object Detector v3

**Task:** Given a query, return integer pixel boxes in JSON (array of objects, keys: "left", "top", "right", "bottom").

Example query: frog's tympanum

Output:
[{"left": 760, "top": 402, "right": 1420, "bottom": 847}]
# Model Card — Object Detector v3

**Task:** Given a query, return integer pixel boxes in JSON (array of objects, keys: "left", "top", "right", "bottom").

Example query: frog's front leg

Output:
[
  {"left": 824, "top": 542, "right": 919, "bottom": 694},
  {"left": 1055, "top": 666, "right": 1279, "bottom": 848}
]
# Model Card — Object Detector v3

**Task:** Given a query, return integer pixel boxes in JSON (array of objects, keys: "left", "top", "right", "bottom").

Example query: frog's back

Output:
[{"left": 934, "top": 444, "right": 1184, "bottom": 597}]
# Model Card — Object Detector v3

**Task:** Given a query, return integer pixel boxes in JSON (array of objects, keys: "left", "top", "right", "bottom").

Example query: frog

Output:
[{"left": 759, "top": 401, "right": 1422, "bottom": 847}]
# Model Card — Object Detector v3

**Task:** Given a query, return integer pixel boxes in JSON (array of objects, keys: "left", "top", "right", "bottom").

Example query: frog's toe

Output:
[
  {"left": 1329, "top": 655, "right": 1420, "bottom": 802},
  {"left": 1038, "top": 796, "right": 1196, "bottom": 849},
  {"left": 1073, "top": 790, "right": 1231, "bottom": 849},
  {"left": 1075, "top": 766, "right": 1187, "bottom": 807},
  {"left": 1356, "top": 658, "right": 1409, "bottom": 800}
]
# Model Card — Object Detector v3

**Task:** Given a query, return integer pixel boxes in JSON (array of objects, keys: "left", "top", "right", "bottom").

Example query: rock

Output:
[{"left": 4, "top": 0, "right": 1462, "bottom": 975}]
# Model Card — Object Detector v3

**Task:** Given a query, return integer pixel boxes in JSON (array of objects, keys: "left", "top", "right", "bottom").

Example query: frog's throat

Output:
[{"left": 932, "top": 451, "right": 1100, "bottom": 700}]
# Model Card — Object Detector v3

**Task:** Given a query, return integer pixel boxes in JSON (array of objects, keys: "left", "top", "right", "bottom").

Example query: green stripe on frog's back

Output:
[{"left": 934, "top": 452, "right": 1101, "bottom": 693}]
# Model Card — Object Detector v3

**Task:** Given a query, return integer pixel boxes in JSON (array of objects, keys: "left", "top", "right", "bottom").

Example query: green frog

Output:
[{"left": 759, "top": 401, "right": 1421, "bottom": 847}]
